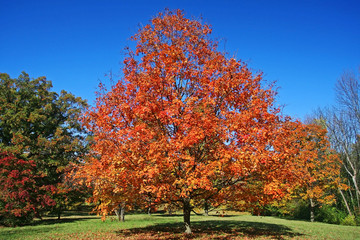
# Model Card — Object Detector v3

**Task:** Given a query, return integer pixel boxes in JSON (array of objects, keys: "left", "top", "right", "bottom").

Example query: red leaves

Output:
[
  {"left": 0, "top": 151, "right": 56, "bottom": 224},
  {"left": 9, "top": 170, "right": 20, "bottom": 179}
]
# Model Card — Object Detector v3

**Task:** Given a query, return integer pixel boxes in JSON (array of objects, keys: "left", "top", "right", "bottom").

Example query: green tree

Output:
[{"left": 0, "top": 72, "right": 89, "bottom": 224}]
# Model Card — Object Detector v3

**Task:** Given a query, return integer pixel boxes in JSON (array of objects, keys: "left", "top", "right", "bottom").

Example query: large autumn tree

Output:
[
  {"left": 81, "top": 10, "right": 294, "bottom": 233},
  {"left": 0, "top": 72, "right": 89, "bottom": 225}
]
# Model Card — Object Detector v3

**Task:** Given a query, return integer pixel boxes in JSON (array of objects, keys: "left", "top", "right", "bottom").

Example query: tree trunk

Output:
[
  {"left": 168, "top": 205, "right": 173, "bottom": 215},
  {"left": 57, "top": 210, "right": 61, "bottom": 220},
  {"left": 339, "top": 187, "right": 353, "bottom": 216},
  {"left": 115, "top": 203, "right": 125, "bottom": 222},
  {"left": 352, "top": 175, "right": 360, "bottom": 211},
  {"left": 309, "top": 198, "right": 315, "bottom": 222},
  {"left": 120, "top": 205, "right": 125, "bottom": 221},
  {"left": 147, "top": 198, "right": 152, "bottom": 216},
  {"left": 114, "top": 208, "right": 120, "bottom": 221},
  {"left": 348, "top": 183, "right": 358, "bottom": 214},
  {"left": 204, "top": 200, "right": 209, "bottom": 216},
  {"left": 183, "top": 199, "right": 192, "bottom": 234}
]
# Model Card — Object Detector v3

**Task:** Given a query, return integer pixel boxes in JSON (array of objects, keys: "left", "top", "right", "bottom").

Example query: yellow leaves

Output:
[{"left": 339, "top": 183, "right": 350, "bottom": 191}]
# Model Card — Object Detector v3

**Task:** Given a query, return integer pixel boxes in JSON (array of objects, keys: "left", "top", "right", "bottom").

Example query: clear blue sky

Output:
[{"left": 1, "top": 0, "right": 359, "bottom": 120}]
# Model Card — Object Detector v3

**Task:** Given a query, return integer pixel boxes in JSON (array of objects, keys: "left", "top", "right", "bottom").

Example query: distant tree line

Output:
[{"left": 315, "top": 69, "right": 360, "bottom": 224}]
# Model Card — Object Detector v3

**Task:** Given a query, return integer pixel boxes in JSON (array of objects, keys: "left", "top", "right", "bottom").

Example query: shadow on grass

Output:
[
  {"left": 29, "top": 216, "right": 99, "bottom": 227},
  {"left": 46, "top": 210, "right": 98, "bottom": 218},
  {"left": 154, "top": 214, "right": 184, "bottom": 217},
  {"left": 116, "top": 219, "right": 303, "bottom": 240}
]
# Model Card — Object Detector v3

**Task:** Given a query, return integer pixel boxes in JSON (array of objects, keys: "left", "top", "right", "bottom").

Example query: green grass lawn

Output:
[{"left": 0, "top": 212, "right": 359, "bottom": 239}]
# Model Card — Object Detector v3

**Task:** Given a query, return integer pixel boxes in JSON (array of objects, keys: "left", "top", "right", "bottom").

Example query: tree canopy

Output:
[{"left": 79, "top": 10, "right": 306, "bottom": 233}]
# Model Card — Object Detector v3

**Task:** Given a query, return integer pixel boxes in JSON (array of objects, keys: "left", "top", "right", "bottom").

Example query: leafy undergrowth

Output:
[{"left": 1, "top": 213, "right": 359, "bottom": 240}]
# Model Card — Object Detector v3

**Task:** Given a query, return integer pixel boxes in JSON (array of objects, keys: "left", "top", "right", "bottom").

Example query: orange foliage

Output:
[
  {"left": 270, "top": 121, "right": 341, "bottom": 208},
  {"left": 76, "top": 10, "right": 339, "bottom": 230}
]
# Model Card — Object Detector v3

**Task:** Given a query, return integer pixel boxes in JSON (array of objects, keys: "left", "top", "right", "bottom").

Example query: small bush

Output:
[
  {"left": 0, "top": 212, "right": 34, "bottom": 227},
  {"left": 316, "top": 205, "right": 347, "bottom": 224},
  {"left": 262, "top": 204, "right": 283, "bottom": 217},
  {"left": 262, "top": 199, "right": 310, "bottom": 220},
  {"left": 340, "top": 215, "right": 357, "bottom": 226}
]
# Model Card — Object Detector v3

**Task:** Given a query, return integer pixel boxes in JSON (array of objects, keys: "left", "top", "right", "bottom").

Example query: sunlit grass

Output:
[{"left": 0, "top": 212, "right": 359, "bottom": 239}]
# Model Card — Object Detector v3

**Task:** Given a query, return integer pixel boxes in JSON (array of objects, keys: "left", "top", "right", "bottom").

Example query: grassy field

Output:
[{"left": 0, "top": 212, "right": 359, "bottom": 240}]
